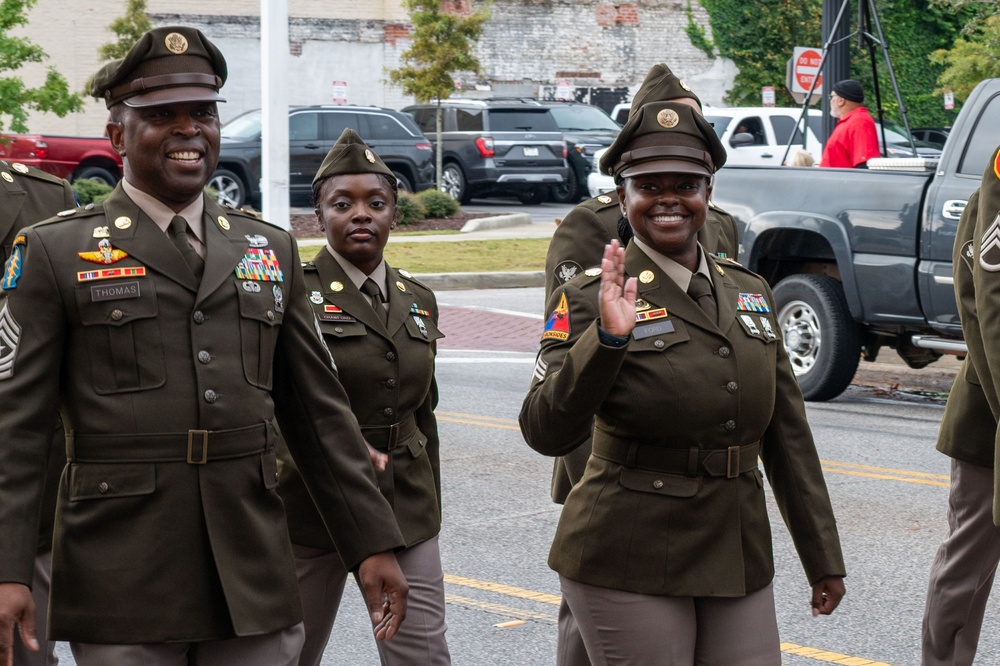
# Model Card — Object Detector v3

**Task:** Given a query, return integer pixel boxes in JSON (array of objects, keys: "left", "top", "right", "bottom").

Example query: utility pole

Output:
[{"left": 821, "top": 0, "right": 851, "bottom": 141}]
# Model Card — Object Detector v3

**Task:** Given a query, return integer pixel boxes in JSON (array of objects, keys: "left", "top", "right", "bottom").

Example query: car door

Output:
[
  {"left": 718, "top": 114, "right": 778, "bottom": 166},
  {"left": 769, "top": 111, "right": 823, "bottom": 164},
  {"left": 288, "top": 110, "right": 331, "bottom": 203}
]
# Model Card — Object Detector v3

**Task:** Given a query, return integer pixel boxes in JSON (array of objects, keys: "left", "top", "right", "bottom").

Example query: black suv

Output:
[
  {"left": 211, "top": 105, "right": 435, "bottom": 207},
  {"left": 535, "top": 102, "right": 620, "bottom": 203},
  {"left": 403, "top": 99, "right": 570, "bottom": 204}
]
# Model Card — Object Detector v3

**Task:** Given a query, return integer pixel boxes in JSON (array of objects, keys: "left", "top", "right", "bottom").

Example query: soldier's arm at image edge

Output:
[
  {"left": 270, "top": 234, "right": 404, "bottom": 568},
  {"left": 544, "top": 205, "right": 614, "bottom": 299}
]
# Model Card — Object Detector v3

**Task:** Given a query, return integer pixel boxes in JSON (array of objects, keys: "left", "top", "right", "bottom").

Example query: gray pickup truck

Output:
[{"left": 710, "top": 78, "right": 1000, "bottom": 401}]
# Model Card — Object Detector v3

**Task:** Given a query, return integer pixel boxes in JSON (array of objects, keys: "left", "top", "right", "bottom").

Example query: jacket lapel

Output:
[
  {"left": 709, "top": 255, "right": 742, "bottom": 338},
  {"left": 625, "top": 242, "right": 719, "bottom": 335},
  {"left": 198, "top": 199, "right": 253, "bottom": 303},
  {"left": 314, "top": 250, "right": 384, "bottom": 332},
  {"left": 102, "top": 187, "right": 199, "bottom": 293},
  {"left": 385, "top": 266, "right": 415, "bottom": 336}
]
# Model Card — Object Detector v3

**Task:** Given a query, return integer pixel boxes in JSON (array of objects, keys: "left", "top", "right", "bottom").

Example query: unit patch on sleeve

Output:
[
  {"left": 554, "top": 261, "right": 582, "bottom": 283},
  {"left": 541, "top": 291, "right": 571, "bottom": 341},
  {"left": 0, "top": 301, "right": 22, "bottom": 379},
  {"left": 1, "top": 236, "right": 25, "bottom": 290}
]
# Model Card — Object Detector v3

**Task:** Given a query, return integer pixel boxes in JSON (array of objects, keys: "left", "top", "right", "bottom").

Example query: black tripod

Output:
[{"left": 783, "top": 0, "right": 918, "bottom": 164}]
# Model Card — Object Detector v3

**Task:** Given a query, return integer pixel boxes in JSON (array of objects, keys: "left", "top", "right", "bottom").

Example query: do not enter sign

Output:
[{"left": 792, "top": 47, "right": 824, "bottom": 95}]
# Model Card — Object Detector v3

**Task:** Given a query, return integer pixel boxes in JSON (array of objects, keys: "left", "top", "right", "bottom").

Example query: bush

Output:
[
  {"left": 397, "top": 191, "right": 427, "bottom": 226},
  {"left": 72, "top": 178, "right": 113, "bottom": 205},
  {"left": 416, "top": 189, "right": 459, "bottom": 218}
]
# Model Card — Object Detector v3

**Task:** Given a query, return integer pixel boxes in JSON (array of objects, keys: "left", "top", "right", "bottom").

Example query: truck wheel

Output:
[
  {"left": 392, "top": 171, "right": 413, "bottom": 193},
  {"left": 207, "top": 169, "right": 246, "bottom": 208},
  {"left": 549, "top": 176, "right": 581, "bottom": 204},
  {"left": 440, "top": 163, "right": 470, "bottom": 204},
  {"left": 74, "top": 166, "right": 118, "bottom": 187},
  {"left": 773, "top": 274, "right": 861, "bottom": 401},
  {"left": 517, "top": 187, "right": 547, "bottom": 205}
]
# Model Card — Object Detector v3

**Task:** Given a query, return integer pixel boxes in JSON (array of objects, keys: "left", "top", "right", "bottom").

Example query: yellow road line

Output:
[
  {"left": 444, "top": 593, "right": 557, "bottom": 623},
  {"left": 437, "top": 410, "right": 519, "bottom": 424},
  {"left": 780, "top": 642, "right": 894, "bottom": 665},
  {"left": 445, "top": 573, "right": 561, "bottom": 605},
  {"left": 820, "top": 459, "right": 948, "bottom": 481}
]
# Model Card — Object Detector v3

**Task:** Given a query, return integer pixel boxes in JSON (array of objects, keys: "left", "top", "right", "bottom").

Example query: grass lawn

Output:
[{"left": 298, "top": 238, "right": 550, "bottom": 273}]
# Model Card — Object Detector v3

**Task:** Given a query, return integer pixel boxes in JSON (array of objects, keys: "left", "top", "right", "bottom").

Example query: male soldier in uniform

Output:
[
  {"left": 0, "top": 162, "right": 75, "bottom": 666},
  {"left": 0, "top": 26, "right": 408, "bottom": 666},
  {"left": 541, "top": 65, "right": 740, "bottom": 665},
  {"left": 922, "top": 147, "right": 1000, "bottom": 665}
]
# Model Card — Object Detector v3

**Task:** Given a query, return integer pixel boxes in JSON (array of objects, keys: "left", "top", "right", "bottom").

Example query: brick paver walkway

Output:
[{"left": 437, "top": 306, "right": 541, "bottom": 353}]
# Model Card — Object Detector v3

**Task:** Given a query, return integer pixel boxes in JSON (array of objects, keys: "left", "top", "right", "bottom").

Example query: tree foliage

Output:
[
  {"left": 0, "top": 0, "right": 82, "bottom": 133},
  {"left": 99, "top": 0, "right": 151, "bottom": 61},
  {"left": 930, "top": 13, "right": 1000, "bottom": 102}
]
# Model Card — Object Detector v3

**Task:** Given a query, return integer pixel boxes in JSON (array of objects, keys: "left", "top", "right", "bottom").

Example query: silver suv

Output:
[{"left": 404, "top": 99, "right": 570, "bottom": 204}]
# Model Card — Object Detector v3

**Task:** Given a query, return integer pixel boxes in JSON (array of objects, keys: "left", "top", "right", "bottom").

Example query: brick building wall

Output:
[{"left": 15, "top": 0, "right": 736, "bottom": 135}]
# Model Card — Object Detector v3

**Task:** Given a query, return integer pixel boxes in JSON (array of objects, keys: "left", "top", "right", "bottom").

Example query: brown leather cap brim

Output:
[
  {"left": 123, "top": 86, "right": 226, "bottom": 108},
  {"left": 619, "top": 158, "right": 712, "bottom": 178}
]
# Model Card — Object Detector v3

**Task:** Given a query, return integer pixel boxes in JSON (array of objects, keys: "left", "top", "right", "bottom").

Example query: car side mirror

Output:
[{"left": 730, "top": 132, "right": 755, "bottom": 148}]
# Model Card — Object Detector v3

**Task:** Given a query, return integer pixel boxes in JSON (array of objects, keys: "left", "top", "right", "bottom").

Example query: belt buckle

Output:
[
  {"left": 726, "top": 445, "right": 740, "bottom": 478},
  {"left": 386, "top": 423, "right": 400, "bottom": 450},
  {"left": 188, "top": 430, "right": 209, "bottom": 464}
]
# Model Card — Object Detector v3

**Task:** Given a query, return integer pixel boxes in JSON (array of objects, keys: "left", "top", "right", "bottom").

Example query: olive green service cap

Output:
[
  {"left": 313, "top": 129, "right": 395, "bottom": 186},
  {"left": 90, "top": 26, "right": 227, "bottom": 108},
  {"left": 629, "top": 63, "right": 701, "bottom": 117},
  {"left": 600, "top": 101, "right": 727, "bottom": 179}
]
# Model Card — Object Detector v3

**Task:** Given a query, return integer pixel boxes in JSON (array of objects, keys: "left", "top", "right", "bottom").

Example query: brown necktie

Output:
[
  {"left": 687, "top": 272, "right": 717, "bottom": 323},
  {"left": 360, "top": 278, "right": 388, "bottom": 326},
  {"left": 168, "top": 215, "right": 204, "bottom": 279}
]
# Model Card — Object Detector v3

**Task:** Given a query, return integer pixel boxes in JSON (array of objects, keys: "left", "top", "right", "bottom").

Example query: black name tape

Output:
[
  {"left": 633, "top": 319, "right": 675, "bottom": 340},
  {"left": 90, "top": 280, "right": 140, "bottom": 302},
  {"left": 319, "top": 313, "right": 357, "bottom": 323}
]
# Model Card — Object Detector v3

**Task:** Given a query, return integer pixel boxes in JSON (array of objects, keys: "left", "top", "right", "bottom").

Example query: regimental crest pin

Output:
[{"left": 310, "top": 290, "right": 324, "bottom": 304}]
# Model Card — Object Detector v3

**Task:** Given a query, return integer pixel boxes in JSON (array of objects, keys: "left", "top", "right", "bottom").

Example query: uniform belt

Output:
[
  {"left": 361, "top": 415, "right": 417, "bottom": 451},
  {"left": 67, "top": 423, "right": 272, "bottom": 465},
  {"left": 592, "top": 429, "right": 760, "bottom": 478}
]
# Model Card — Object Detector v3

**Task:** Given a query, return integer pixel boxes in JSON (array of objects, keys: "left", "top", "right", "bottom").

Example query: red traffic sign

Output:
[{"left": 792, "top": 48, "right": 823, "bottom": 94}]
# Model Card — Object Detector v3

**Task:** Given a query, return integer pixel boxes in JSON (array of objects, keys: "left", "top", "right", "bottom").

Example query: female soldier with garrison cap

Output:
[
  {"left": 520, "top": 100, "right": 846, "bottom": 664},
  {"left": 277, "top": 129, "right": 450, "bottom": 666}
]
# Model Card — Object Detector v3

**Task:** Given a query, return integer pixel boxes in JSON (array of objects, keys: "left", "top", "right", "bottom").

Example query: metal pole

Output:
[
  {"left": 261, "top": 0, "right": 290, "bottom": 229},
  {"left": 822, "top": 0, "right": 852, "bottom": 142}
]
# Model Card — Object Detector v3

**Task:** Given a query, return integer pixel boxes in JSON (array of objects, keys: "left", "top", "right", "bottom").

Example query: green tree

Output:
[
  {"left": 930, "top": 14, "right": 1000, "bottom": 103},
  {"left": 0, "top": 0, "right": 82, "bottom": 133},
  {"left": 98, "top": 0, "right": 151, "bottom": 61},
  {"left": 388, "top": 0, "right": 489, "bottom": 189}
]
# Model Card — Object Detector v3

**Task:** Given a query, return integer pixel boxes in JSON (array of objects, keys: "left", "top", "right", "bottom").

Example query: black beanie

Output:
[{"left": 833, "top": 80, "right": 864, "bottom": 103}]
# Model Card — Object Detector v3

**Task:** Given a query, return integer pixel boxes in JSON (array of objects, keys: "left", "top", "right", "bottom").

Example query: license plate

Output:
[{"left": 523, "top": 147, "right": 539, "bottom": 157}]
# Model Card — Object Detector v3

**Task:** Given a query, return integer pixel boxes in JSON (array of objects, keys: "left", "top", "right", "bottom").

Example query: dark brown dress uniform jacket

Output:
[
  {"left": 937, "top": 187, "right": 997, "bottom": 468},
  {"left": 543, "top": 192, "right": 740, "bottom": 504},
  {"left": 0, "top": 162, "right": 76, "bottom": 555},
  {"left": 278, "top": 250, "right": 444, "bottom": 549},
  {"left": 520, "top": 242, "right": 845, "bottom": 596},
  {"left": 0, "top": 186, "right": 404, "bottom": 643}
]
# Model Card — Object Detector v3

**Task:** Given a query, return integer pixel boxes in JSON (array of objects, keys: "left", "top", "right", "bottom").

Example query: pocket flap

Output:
[
  {"left": 405, "top": 431, "right": 428, "bottom": 458},
  {"left": 262, "top": 451, "right": 279, "bottom": 489},
  {"left": 320, "top": 320, "right": 368, "bottom": 338},
  {"left": 619, "top": 468, "right": 700, "bottom": 497},
  {"left": 69, "top": 463, "right": 155, "bottom": 501},
  {"left": 76, "top": 281, "right": 158, "bottom": 327},
  {"left": 629, "top": 319, "right": 690, "bottom": 353},
  {"left": 404, "top": 315, "right": 444, "bottom": 343},
  {"left": 236, "top": 282, "right": 283, "bottom": 326}
]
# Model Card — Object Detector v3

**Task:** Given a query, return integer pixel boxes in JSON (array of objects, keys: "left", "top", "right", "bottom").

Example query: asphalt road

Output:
[{"left": 52, "top": 287, "right": 980, "bottom": 666}]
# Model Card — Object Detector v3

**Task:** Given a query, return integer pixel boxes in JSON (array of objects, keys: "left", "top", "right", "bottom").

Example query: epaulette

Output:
[
  {"left": 395, "top": 267, "right": 432, "bottom": 292},
  {"left": 33, "top": 203, "right": 105, "bottom": 227},
  {"left": 4, "top": 162, "right": 70, "bottom": 188}
]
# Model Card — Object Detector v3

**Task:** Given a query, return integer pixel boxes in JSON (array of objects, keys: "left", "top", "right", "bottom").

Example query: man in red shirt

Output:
[{"left": 820, "top": 79, "right": 881, "bottom": 168}]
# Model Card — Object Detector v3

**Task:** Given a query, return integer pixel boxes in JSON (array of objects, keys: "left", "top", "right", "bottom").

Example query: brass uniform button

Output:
[
  {"left": 386, "top": 351, "right": 396, "bottom": 362},
  {"left": 204, "top": 390, "right": 218, "bottom": 403},
  {"left": 654, "top": 339, "right": 665, "bottom": 349},
  {"left": 110, "top": 309, "right": 124, "bottom": 321},
  {"left": 193, "top": 311, "right": 206, "bottom": 324},
  {"left": 727, "top": 381, "right": 738, "bottom": 393},
  {"left": 334, "top": 327, "right": 344, "bottom": 334},
  {"left": 383, "top": 407, "right": 394, "bottom": 418},
  {"left": 385, "top": 378, "right": 396, "bottom": 388},
  {"left": 724, "top": 420, "right": 737, "bottom": 432},
  {"left": 718, "top": 346, "right": 731, "bottom": 358},
  {"left": 98, "top": 482, "right": 109, "bottom": 494},
  {"left": 266, "top": 310, "right": 274, "bottom": 321},
  {"left": 198, "top": 351, "right": 211, "bottom": 364},
  {"left": 652, "top": 479, "right": 664, "bottom": 489}
]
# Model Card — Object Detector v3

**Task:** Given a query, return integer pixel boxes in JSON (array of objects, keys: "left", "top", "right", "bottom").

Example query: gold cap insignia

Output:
[
  {"left": 11, "top": 163, "right": 28, "bottom": 174},
  {"left": 164, "top": 32, "right": 189, "bottom": 54},
  {"left": 584, "top": 267, "right": 602, "bottom": 277},
  {"left": 114, "top": 216, "right": 132, "bottom": 229},
  {"left": 639, "top": 270, "right": 655, "bottom": 284},
  {"left": 656, "top": 109, "right": 680, "bottom": 129},
  {"left": 597, "top": 195, "right": 613, "bottom": 204},
  {"left": 365, "top": 149, "right": 376, "bottom": 164},
  {"left": 330, "top": 281, "right": 344, "bottom": 292},
  {"left": 217, "top": 216, "right": 230, "bottom": 230},
  {"left": 1, "top": 172, "right": 12, "bottom": 183},
  {"left": 396, "top": 281, "right": 407, "bottom": 292}
]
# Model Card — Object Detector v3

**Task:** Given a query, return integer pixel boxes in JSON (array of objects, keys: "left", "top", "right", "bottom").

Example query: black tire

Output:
[
  {"left": 517, "top": 187, "right": 547, "bottom": 206},
  {"left": 549, "top": 174, "right": 581, "bottom": 204},
  {"left": 207, "top": 168, "right": 247, "bottom": 208},
  {"left": 73, "top": 166, "right": 118, "bottom": 187},
  {"left": 772, "top": 274, "right": 862, "bottom": 401},
  {"left": 393, "top": 171, "right": 413, "bottom": 193},
  {"left": 440, "top": 163, "right": 470, "bottom": 204}
]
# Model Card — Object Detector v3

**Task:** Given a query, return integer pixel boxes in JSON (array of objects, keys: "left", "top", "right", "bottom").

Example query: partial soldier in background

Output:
[
  {"left": 540, "top": 64, "right": 741, "bottom": 665},
  {"left": 1, "top": 161, "right": 75, "bottom": 666},
  {"left": 922, "top": 146, "right": 1000, "bottom": 666}
]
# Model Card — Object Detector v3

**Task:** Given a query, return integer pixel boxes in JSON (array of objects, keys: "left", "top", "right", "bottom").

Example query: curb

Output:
[
  {"left": 460, "top": 213, "right": 532, "bottom": 232},
  {"left": 412, "top": 270, "right": 544, "bottom": 290}
]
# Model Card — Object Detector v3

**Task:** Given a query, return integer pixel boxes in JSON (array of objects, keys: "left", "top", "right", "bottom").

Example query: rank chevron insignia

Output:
[{"left": 980, "top": 212, "right": 1000, "bottom": 272}]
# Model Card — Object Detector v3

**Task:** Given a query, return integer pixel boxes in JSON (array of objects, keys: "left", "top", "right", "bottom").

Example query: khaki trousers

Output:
[
  {"left": 13, "top": 550, "right": 57, "bottom": 666},
  {"left": 294, "top": 535, "right": 450, "bottom": 666},
  {"left": 557, "top": 595, "right": 593, "bottom": 666},
  {"left": 560, "top": 576, "right": 781, "bottom": 666},
  {"left": 70, "top": 623, "right": 304, "bottom": 666},
  {"left": 922, "top": 458, "right": 1000, "bottom": 666}
]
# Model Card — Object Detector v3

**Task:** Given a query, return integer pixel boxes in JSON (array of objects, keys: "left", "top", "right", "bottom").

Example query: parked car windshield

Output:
[
  {"left": 547, "top": 106, "right": 620, "bottom": 131},
  {"left": 488, "top": 109, "right": 559, "bottom": 132},
  {"left": 221, "top": 110, "right": 262, "bottom": 140}
]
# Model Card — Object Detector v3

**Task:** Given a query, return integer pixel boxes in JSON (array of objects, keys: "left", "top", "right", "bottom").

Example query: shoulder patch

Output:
[
  {"left": 2, "top": 236, "right": 26, "bottom": 290},
  {"left": 542, "top": 291, "right": 571, "bottom": 341},
  {"left": 554, "top": 260, "right": 583, "bottom": 283}
]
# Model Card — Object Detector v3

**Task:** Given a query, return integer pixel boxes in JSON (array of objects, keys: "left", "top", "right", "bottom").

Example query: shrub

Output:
[
  {"left": 417, "top": 188, "right": 459, "bottom": 218},
  {"left": 72, "top": 178, "right": 113, "bottom": 205},
  {"left": 397, "top": 191, "right": 427, "bottom": 226}
]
